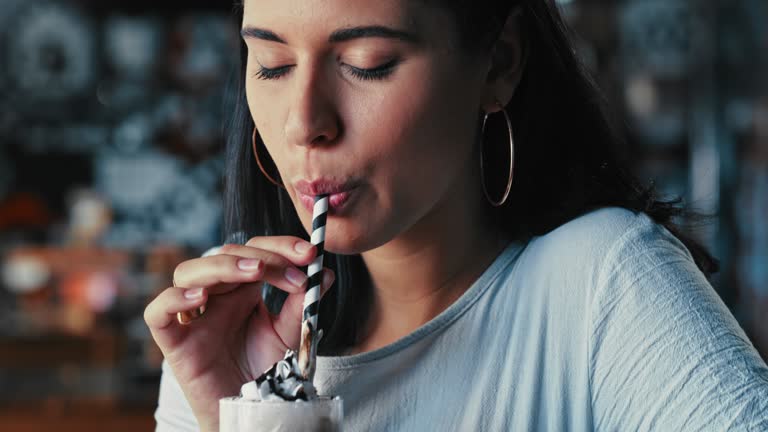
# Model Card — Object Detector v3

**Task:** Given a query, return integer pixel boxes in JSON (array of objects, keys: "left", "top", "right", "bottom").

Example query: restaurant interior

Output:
[{"left": 0, "top": 0, "right": 766, "bottom": 430}]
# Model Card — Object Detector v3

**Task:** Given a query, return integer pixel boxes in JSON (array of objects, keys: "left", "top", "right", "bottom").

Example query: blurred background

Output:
[{"left": 0, "top": 0, "right": 765, "bottom": 430}]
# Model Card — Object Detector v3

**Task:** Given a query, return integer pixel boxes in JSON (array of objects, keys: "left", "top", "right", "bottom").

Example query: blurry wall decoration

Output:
[
  {"left": 5, "top": 2, "right": 97, "bottom": 106},
  {"left": 0, "top": 0, "right": 236, "bottom": 429}
]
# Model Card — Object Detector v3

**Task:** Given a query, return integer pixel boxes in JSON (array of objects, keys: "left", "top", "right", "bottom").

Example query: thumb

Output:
[{"left": 271, "top": 269, "right": 335, "bottom": 350}]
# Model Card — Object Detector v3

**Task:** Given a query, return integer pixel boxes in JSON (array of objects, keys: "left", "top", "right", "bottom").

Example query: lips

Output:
[
  {"left": 294, "top": 179, "right": 360, "bottom": 213},
  {"left": 294, "top": 179, "right": 359, "bottom": 196}
]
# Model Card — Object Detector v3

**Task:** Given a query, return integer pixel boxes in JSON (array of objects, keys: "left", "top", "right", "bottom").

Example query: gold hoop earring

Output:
[
  {"left": 480, "top": 100, "right": 514, "bottom": 207},
  {"left": 252, "top": 128, "right": 286, "bottom": 189}
]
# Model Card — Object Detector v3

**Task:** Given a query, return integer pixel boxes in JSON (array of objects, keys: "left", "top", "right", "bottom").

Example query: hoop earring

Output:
[
  {"left": 252, "top": 128, "right": 286, "bottom": 189},
  {"left": 480, "top": 100, "right": 514, "bottom": 207}
]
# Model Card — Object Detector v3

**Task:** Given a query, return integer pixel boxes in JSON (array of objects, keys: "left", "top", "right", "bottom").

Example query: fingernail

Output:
[
  {"left": 184, "top": 287, "right": 203, "bottom": 299},
  {"left": 285, "top": 267, "right": 308, "bottom": 287},
  {"left": 294, "top": 241, "right": 313, "bottom": 253},
  {"left": 237, "top": 258, "right": 261, "bottom": 271}
]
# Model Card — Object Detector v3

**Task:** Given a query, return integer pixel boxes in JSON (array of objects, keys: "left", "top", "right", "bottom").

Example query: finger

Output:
[
  {"left": 271, "top": 268, "right": 335, "bottom": 349},
  {"left": 145, "top": 287, "right": 208, "bottom": 331},
  {"left": 144, "top": 287, "right": 208, "bottom": 349},
  {"left": 244, "top": 236, "right": 317, "bottom": 266},
  {"left": 174, "top": 249, "right": 310, "bottom": 296},
  {"left": 317, "top": 269, "right": 335, "bottom": 298}
]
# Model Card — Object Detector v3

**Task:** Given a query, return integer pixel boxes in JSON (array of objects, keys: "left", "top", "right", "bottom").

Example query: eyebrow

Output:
[{"left": 240, "top": 25, "right": 421, "bottom": 45}]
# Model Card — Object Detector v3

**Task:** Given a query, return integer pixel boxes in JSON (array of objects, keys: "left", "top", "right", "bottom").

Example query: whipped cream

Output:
[{"left": 240, "top": 350, "right": 318, "bottom": 402}]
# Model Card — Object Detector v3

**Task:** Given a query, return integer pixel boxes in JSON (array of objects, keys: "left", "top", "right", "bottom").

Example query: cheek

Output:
[
  {"left": 348, "top": 65, "right": 441, "bottom": 172},
  {"left": 244, "top": 51, "right": 284, "bottom": 133},
  {"left": 243, "top": 55, "right": 259, "bottom": 117},
  {"left": 244, "top": 74, "right": 264, "bottom": 133},
  {"left": 245, "top": 78, "right": 287, "bottom": 163},
  {"left": 358, "top": 66, "right": 478, "bottom": 205}
]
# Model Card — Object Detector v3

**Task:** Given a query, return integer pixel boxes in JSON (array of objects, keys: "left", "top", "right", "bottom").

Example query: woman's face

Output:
[{"left": 242, "top": 0, "right": 491, "bottom": 254}]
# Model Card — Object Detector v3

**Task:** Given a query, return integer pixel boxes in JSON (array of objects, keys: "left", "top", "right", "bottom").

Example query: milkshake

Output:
[{"left": 219, "top": 350, "right": 343, "bottom": 432}]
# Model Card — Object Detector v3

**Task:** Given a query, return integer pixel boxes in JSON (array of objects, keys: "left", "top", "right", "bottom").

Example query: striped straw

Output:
[
  {"left": 298, "top": 194, "right": 328, "bottom": 379},
  {"left": 304, "top": 194, "right": 328, "bottom": 326}
]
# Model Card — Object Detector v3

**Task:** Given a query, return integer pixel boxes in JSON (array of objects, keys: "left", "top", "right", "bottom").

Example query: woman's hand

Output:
[{"left": 144, "top": 236, "right": 335, "bottom": 432}]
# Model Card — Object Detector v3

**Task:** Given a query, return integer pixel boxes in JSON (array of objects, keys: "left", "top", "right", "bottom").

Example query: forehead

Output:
[
  {"left": 243, "top": 0, "right": 415, "bottom": 24},
  {"left": 242, "top": 0, "right": 451, "bottom": 48}
]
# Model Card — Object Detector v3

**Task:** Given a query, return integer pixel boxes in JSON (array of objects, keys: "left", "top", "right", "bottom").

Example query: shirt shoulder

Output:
[
  {"left": 581, "top": 214, "right": 768, "bottom": 430},
  {"left": 533, "top": 206, "right": 662, "bottom": 258},
  {"left": 516, "top": 207, "right": 666, "bottom": 293}
]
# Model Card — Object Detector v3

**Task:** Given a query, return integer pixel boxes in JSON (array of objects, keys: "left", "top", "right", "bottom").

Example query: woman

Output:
[{"left": 145, "top": 0, "right": 768, "bottom": 430}]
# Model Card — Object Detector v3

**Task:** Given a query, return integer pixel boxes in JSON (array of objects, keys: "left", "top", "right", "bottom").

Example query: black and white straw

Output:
[{"left": 303, "top": 194, "right": 328, "bottom": 328}]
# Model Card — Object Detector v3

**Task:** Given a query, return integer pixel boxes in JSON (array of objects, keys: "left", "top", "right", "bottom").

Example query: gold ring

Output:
[
  {"left": 177, "top": 305, "right": 206, "bottom": 325},
  {"left": 173, "top": 276, "right": 207, "bottom": 325}
]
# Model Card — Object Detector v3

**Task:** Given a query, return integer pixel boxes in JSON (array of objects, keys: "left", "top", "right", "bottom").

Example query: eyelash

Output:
[{"left": 252, "top": 59, "right": 399, "bottom": 81}]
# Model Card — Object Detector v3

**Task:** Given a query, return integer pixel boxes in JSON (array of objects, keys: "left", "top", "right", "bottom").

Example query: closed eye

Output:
[
  {"left": 252, "top": 64, "right": 292, "bottom": 80},
  {"left": 252, "top": 59, "right": 400, "bottom": 81},
  {"left": 343, "top": 59, "right": 400, "bottom": 81}
]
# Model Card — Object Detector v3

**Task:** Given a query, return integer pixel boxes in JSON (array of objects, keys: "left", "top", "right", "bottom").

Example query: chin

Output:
[
  {"left": 316, "top": 228, "right": 368, "bottom": 256},
  {"left": 294, "top": 200, "right": 393, "bottom": 255},
  {"left": 304, "top": 221, "right": 378, "bottom": 256}
]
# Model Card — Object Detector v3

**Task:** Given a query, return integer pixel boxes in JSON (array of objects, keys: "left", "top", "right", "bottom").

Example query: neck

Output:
[{"left": 350, "top": 169, "right": 509, "bottom": 355}]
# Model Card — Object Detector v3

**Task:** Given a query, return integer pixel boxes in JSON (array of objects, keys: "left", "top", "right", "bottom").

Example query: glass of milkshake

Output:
[
  {"left": 220, "top": 395, "right": 343, "bottom": 432},
  {"left": 219, "top": 350, "right": 343, "bottom": 432}
]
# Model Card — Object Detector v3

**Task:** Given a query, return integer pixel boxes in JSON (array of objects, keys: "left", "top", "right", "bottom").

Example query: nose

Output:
[{"left": 284, "top": 63, "right": 341, "bottom": 148}]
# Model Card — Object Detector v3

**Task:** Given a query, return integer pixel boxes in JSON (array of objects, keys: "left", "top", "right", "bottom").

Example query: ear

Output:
[{"left": 481, "top": 7, "right": 527, "bottom": 112}]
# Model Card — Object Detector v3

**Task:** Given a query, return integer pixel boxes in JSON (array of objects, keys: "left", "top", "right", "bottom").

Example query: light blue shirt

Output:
[{"left": 155, "top": 207, "right": 768, "bottom": 431}]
